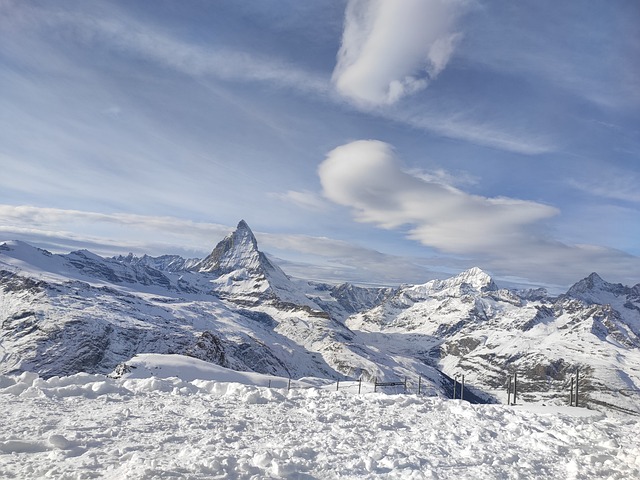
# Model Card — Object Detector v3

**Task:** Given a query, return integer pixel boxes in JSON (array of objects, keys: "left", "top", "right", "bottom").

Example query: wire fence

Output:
[{"left": 261, "top": 368, "right": 640, "bottom": 415}]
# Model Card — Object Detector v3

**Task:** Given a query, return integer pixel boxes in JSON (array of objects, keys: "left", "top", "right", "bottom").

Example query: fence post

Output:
[
  {"left": 358, "top": 377, "right": 362, "bottom": 394},
  {"left": 569, "top": 377, "right": 574, "bottom": 406},
  {"left": 575, "top": 368, "right": 579, "bottom": 408},
  {"left": 453, "top": 376, "right": 458, "bottom": 399},
  {"left": 404, "top": 377, "right": 407, "bottom": 394},
  {"left": 461, "top": 375, "right": 465, "bottom": 401},
  {"left": 507, "top": 374, "right": 512, "bottom": 405},
  {"left": 418, "top": 376, "right": 422, "bottom": 395},
  {"left": 336, "top": 380, "right": 339, "bottom": 392},
  {"left": 513, "top": 372, "right": 517, "bottom": 405},
  {"left": 268, "top": 379, "right": 271, "bottom": 388},
  {"left": 288, "top": 377, "right": 291, "bottom": 391},
  {"left": 374, "top": 376, "right": 377, "bottom": 393}
]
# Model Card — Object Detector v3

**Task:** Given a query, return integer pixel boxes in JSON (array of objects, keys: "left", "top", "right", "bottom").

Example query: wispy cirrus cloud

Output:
[
  {"left": 1, "top": 1, "right": 553, "bottom": 158},
  {"left": 0, "top": 205, "right": 231, "bottom": 256},
  {"left": 0, "top": 2, "right": 329, "bottom": 97},
  {"left": 332, "top": 0, "right": 470, "bottom": 107},
  {"left": 568, "top": 175, "right": 640, "bottom": 204},
  {"left": 395, "top": 109, "right": 554, "bottom": 155},
  {"left": 269, "top": 190, "right": 330, "bottom": 212}
]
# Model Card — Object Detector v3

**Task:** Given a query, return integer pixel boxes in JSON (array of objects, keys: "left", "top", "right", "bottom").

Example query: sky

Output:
[{"left": 1, "top": 0, "right": 639, "bottom": 291}]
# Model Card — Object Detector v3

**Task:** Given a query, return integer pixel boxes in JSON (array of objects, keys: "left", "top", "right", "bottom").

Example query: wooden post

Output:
[
  {"left": 575, "top": 368, "right": 579, "bottom": 408},
  {"left": 288, "top": 377, "right": 291, "bottom": 391},
  {"left": 418, "top": 376, "right": 422, "bottom": 395},
  {"left": 336, "top": 380, "right": 339, "bottom": 392},
  {"left": 513, "top": 372, "right": 517, "bottom": 405},
  {"left": 404, "top": 377, "right": 407, "bottom": 394},
  {"left": 569, "top": 377, "right": 574, "bottom": 406},
  {"left": 358, "top": 377, "right": 362, "bottom": 394},
  {"left": 268, "top": 379, "right": 271, "bottom": 388},
  {"left": 507, "top": 374, "right": 512, "bottom": 405},
  {"left": 453, "top": 376, "right": 457, "bottom": 399},
  {"left": 374, "top": 376, "right": 377, "bottom": 393},
  {"left": 461, "top": 375, "right": 465, "bottom": 401}
]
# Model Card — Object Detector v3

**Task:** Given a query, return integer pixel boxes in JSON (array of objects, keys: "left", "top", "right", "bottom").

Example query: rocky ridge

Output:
[{"left": 2, "top": 222, "right": 640, "bottom": 413}]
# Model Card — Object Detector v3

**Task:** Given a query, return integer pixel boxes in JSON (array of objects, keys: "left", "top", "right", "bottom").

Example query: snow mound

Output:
[{"left": 114, "top": 353, "right": 313, "bottom": 389}]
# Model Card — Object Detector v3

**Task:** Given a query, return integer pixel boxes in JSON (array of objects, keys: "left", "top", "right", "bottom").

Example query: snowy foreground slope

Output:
[
  {"left": 0, "top": 354, "right": 639, "bottom": 480},
  {"left": 2, "top": 220, "right": 640, "bottom": 414}
]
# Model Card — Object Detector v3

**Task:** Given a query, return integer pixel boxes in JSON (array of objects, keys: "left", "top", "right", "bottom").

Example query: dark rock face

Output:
[{"left": 565, "top": 272, "right": 630, "bottom": 304}]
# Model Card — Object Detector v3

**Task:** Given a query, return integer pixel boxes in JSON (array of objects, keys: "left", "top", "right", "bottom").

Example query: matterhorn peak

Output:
[{"left": 194, "top": 220, "right": 263, "bottom": 274}]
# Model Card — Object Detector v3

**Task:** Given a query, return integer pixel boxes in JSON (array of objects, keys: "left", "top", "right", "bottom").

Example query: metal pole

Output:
[
  {"left": 336, "top": 380, "right": 339, "bottom": 392},
  {"left": 268, "top": 379, "right": 271, "bottom": 388},
  {"left": 453, "top": 376, "right": 457, "bottom": 399},
  {"left": 358, "top": 377, "right": 362, "bottom": 394},
  {"left": 575, "top": 368, "right": 579, "bottom": 408},
  {"left": 404, "top": 377, "right": 407, "bottom": 394},
  {"left": 569, "top": 377, "right": 574, "bottom": 406},
  {"left": 288, "top": 377, "right": 291, "bottom": 391},
  {"left": 461, "top": 375, "right": 465, "bottom": 401},
  {"left": 507, "top": 375, "right": 511, "bottom": 405},
  {"left": 418, "top": 376, "right": 422, "bottom": 395},
  {"left": 513, "top": 372, "right": 517, "bottom": 405},
  {"left": 374, "top": 376, "right": 377, "bottom": 393}
]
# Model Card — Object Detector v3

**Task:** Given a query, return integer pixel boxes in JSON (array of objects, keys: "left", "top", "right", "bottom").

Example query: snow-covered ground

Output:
[{"left": 1, "top": 355, "right": 638, "bottom": 479}]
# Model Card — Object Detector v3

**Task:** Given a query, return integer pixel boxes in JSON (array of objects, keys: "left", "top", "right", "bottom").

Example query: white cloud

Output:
[
  {"left": 409, "top": 167, "right": 478, "bottom": 188},
  {"left": 332, "top": 0, "right": 469, "bottom": 107},
  {"left": 319, "top": 140, "right": 558, "bottom": 254},
  {"left": 0, "top": 205, "right": 231, "bottom": 257},
  {"left": 568, "top": 176, "right": 640, "bottom": 204},
  {"left": 397, "top": 111, "right": 554, "bottom": 155},
  {"left": 3, "top": 4, "right": 329, "bottom": 97},
  {"left": 318, "top": 140, "right": 640, "bottom": 286},
  {"left": 270, "top": 190, "right": 329, "bottom": 212}
]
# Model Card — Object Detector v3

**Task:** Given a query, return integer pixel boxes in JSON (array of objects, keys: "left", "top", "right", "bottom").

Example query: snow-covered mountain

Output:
[
  {"left": 0, "top": 224, "right": 453, "bottom": 397},
  {"left": 2, "top": 222, "right": 640, "bottom": 414},
  {"left": 348, "top": 268, "right": 640, "bottom": 414},
  {"left": 191, "top": 220, "right": 320, "bottom": 309}
]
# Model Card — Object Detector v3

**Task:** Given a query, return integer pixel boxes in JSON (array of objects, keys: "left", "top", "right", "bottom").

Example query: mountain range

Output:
[{"left": 1, "top": 221, "right": 639, "bottom": 414}]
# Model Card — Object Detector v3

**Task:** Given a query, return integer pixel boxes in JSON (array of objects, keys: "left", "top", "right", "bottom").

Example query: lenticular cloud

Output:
[
  {"left": 318, "top": 140, "right": 558, "bottom": 254},
  {"left": 332, "top": 0, "right": 469, "bottom": 107}
]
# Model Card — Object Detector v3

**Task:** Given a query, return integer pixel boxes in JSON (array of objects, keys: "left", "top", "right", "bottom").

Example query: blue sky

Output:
[{"left": 1, "top": 0, "right": 639, "bottom": 290}]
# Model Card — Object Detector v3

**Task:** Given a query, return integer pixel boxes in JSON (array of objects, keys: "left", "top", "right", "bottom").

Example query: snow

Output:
[
  {"left": 120, "top": 353, "right": 315, "bottom": 389},
  {"left": 0, "top": 355, "right": 639, "bottom": 479}
]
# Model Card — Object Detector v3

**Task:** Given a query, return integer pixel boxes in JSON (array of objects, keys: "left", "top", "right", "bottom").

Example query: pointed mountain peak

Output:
[
  {"left": 236, "top": 219, "right": 251, "bottom": 231},
  {"left": 194, "top": 220, "right": 263, "bottom": 274},
  {"left": 566, "top": 272, "right": 629, "bottom": 303},
  {"left": 568, "top": 272, "right": 607, "bottom": 293},
  {"left": 233, "top": 219, "right": 258, "bottom": 248}
]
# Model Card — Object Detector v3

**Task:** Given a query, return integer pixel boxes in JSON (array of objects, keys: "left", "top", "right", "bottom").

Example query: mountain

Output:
[
  {"left": 564, "top": 272, "right": 632, "bottom": 305},
  {"left": 192, "top": 220, "right": 320, "bottom": 309},
  {"left": 0, "top": 226, "right": 456, "bottom": 398},
  {"left": 349, "top": 268, "right": 640, "bottom": 414},
  {"left": 2, "top": 224, "right": 640, "bottom": 414}
]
